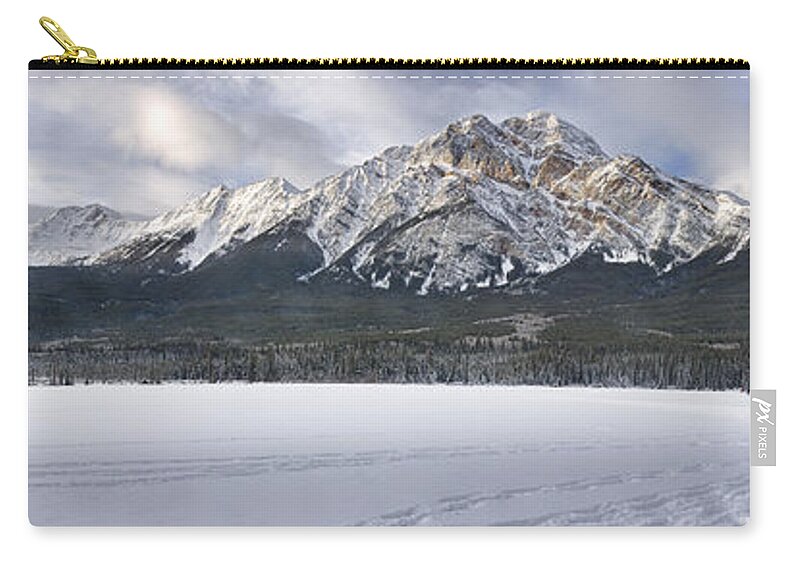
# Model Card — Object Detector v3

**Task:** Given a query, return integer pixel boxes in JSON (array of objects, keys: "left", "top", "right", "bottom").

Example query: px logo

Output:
[{"left": 751, "top": 390, "right": 776, "bottom": 466}]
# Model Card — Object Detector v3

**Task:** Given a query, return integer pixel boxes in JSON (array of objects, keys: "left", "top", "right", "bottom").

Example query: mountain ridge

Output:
[{"left": 28, "top": 110, "right": 749, "bottom": 296}]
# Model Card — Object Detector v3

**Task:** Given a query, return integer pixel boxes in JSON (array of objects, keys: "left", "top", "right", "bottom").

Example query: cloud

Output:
[
  {"left": 109, "top": 85, "right": 245, "bottom": 172},
  {"left": 28, "top": 70, "right": 750, "bottom": 217},
  {"left": 542, "top": 76, "right": 750, "bottom": 197},
  {"left": 262, "top": 76, "right": 420, "bottom": 166}
]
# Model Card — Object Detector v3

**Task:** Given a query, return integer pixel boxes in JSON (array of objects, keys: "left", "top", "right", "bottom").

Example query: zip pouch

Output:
[{"left": 28, "top": 17, "right": 751, "bottom": 526}]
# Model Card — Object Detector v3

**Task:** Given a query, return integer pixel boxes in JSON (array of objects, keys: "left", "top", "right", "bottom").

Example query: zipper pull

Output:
[{"left": 39, "top": 16, "right": 98, "bottom": 64}]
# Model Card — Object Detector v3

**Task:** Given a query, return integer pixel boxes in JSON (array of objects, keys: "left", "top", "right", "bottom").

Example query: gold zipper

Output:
[
  {"left": 34, "top": 16, "right": 749, "bottom": 70},
  {"left": 39, "top": 17, "right": 98, "bottom": 65}
]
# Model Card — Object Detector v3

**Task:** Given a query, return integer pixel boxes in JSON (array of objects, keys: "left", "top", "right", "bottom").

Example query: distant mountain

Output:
[
  {"left": 28, "top": 111, "right": 749, "bottom": 296},
  {"left": 28, "top": 204, "right": 145, "bottom": 266}
]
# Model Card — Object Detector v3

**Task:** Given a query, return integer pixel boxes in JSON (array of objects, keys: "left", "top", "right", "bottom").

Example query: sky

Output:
[{"left": 28, "top": 70, "right": 750, "bottom": 217}]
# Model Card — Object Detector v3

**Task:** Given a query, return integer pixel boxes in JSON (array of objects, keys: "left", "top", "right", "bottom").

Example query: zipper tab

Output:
[{"left": 39, "top": 16, "right": 98, "bottom": 64}]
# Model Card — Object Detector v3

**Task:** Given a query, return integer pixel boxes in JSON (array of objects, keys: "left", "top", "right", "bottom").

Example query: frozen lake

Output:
[{"left": 29, "top": 384, "right": 749, "bottom": 526}]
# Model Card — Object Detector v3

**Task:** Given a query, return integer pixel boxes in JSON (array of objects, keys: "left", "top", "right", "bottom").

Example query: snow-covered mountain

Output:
[
  {"left": 93, "top": 177, "right": 306, "bottom": 270},
  {"left": 28, "top": 205, "right": 144, "bottom": 266},
  {"left": 289, "top": 111, "right": 749, "bottom": 293},
  {"left": 30, "top": 111, "right": 750, "bottom": 295}
]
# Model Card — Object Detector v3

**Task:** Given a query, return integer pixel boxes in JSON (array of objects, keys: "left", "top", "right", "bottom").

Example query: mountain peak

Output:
[
  {"left": 453, "top": 113, "right": 495, "bottom": 131},
  {"left": 246, "top": 176, "right": 302, "bottom": 195},
  {"left": 83, "top": 203, "right": 118, "bottom": 214},
  {"left": 426, "top": 113, "right": 510, "bottom": 145},
  {"left": 43, "top": 203, "right": 122, "bottom": 223},
  {"left": 502, "top": 111, "right": 608, "bottom": 162},
  {"left": 407, "top": 113, "right": 531, "bottom": 185},
  {"left": 524, "top": 109, "right": 560, "bottom": 125}
]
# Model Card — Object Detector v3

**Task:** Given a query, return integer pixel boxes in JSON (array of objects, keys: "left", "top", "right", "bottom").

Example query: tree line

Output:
[{"left": 28, "top": 335, "right": 749, "bottom": 391}]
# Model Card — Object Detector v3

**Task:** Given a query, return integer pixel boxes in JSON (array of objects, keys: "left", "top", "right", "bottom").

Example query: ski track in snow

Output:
[
  {"left": 358, "top": 461, "right": 747, "bottom": 526},
  {"left": 500, "top": 476, "right": 750, "bottom": 527},
  {"left": 29, "top": 439, "right": 732, "bottom": 490},
  {"left": 28, "top": 384, "right": 749, "bottom": 526}
]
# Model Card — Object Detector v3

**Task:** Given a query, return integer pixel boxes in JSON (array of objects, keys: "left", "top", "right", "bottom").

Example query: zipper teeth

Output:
[
  {"left": 99, "top": 57, "right": 748, "bottom": 68},
  {"left": 30, "top": 57, "right": 749, "bottom": 69}
]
